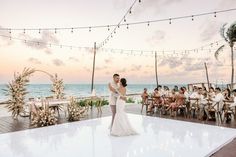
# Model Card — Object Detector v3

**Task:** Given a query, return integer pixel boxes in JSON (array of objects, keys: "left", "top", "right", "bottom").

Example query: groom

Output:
[{"left": 108, "top": 73, "right": 120, "bottom": 129}]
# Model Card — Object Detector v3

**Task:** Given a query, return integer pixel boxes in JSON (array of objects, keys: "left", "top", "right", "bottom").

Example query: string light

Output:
[
  {"left": 9, "top": 29, "right": 11, "bottom": 34},
  {"left": 147, "top": 21, "right": 150, "bottom": 26},
  {"left": 38, "top": 29, "right": 41, "bottom": 34},
  {"left": 129, "top": 8, "right": 132, "bottom": 14},
  {"left": 108, "top": 25, "right": 110, "bottom": 31},
  {"left": 71, "top": 28, "right": 73, "bottom": 33},
  {"left": 1, "top": 8, "right": 235, "bottom": 33},
  {"left": 23, "top": 29, "right": 25, "bottom": 34},
  {"left": 89, "top": 27, "right": 91, "bottom": 32},
  {"left": 191, "top": 15, "right": 194, "bottom": 21},
  {"left": 54, "top": 28, "right": 57, "bottom": 34},
  {"left": 169, "top": 18, "right": 172, "bottom": 24},
  {"left": 127, "top": 24, "right": 129, "bottom": 29}
]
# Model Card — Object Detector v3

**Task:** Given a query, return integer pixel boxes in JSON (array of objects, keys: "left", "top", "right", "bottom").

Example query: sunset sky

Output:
[{"left": 0, "top": 0, "right": 236, "bottom": 84}]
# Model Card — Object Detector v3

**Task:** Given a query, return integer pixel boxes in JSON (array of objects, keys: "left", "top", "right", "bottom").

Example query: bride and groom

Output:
[{"left": 108, "top": 74, "right": 137, "bottom": 136}]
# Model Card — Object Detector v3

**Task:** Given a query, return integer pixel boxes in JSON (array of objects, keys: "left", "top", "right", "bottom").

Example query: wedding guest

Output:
[
  {"left": 158, "top": 85, "right": 165, "bottom": 96},
  {"left": 208, "top": 87, "right": 215, "bottom": 98},
  {"left": 230, "top": 89, "right": 236, "bottom": 108},
  {"left": 174, "top": 85, "right": 179, "bottom": 94},
  {"left": 207, "top": 87, "right": 224, "bottom": 119},
  {"left": 163, "top": 86, "right": 170, "bottom": 97},
  {"left": 223, "top": 88, "right": 231, "bottom": 101},
  {"left": 182, "top": 86, "right": 189, "bottom": 100},
  {"left": 141, "top": 88, "right": 149, "bottom": 104},
  {"left": 147, "top": 88, "right": 164, "bottom": 112},
  {"left": 166, "top": 87, "right": 186, "bottom": 115},
  {"left": 199, "top": 91, "right": 208, "bottom": 120},
  {"left": 189, "top": 87, "right": 199, "bottom": 98}
]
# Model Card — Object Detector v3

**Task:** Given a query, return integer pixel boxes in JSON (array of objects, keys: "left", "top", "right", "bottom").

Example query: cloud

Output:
[
  {"left": 28, "top": 57, "right": 41, "bottom": 64},
  {"left": 117, "top": 68, "right": 127, "bottom": 73},
  {"left": 158, "top": 57, "right": 183, "bottom": 68},
  {"left": 83, "top": 66, "right": 91, "bottom": 72},
  {"left": 130, "top": 65, "right": 142, "bottom": 71},
  {"left": 146, "top": 30, "right": 166, "bottom": 46},
  {"left": 19, "top": 31, "right": 59, "bottom": 54},
  {"left": 184, "top": 63, "right": 204, "bottom": 71},
  {"left": 199, "top": 21, "right": 222, "bottom": 42},
  {"left": 217, "top": 0, "right": 236, "bottom": 9},
  {"left": 95, "top": 66, "right": 108, "bottom": 70},
  {"left": 104, "top": 58, "right": 112, "bottom": 64},
  {"left": 69, "top": 57, "right": 79, "bottom": 62},
  {"left": 52, "top": 59, "right": 64, "bottom": 66}
]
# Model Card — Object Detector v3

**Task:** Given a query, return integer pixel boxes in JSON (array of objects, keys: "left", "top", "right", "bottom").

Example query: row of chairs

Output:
[{"left": 141, "top": 97, "right": 236, "bottom": 123}]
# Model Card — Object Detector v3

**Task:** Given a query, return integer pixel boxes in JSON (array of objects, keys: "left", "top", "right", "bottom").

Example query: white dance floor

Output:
[{"left": 0, "top": 114, "right": 236, "bottom": 157}]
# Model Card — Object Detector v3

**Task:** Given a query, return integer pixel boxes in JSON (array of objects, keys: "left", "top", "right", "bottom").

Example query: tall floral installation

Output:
[
  {"left": 4, "top": 68, "right": 35, "bottom": 119},
  {"left": 51, "top": 74, "right": 65, "bottom": 99}
]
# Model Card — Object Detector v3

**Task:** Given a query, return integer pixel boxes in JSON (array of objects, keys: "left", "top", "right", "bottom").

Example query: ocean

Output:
[{"left": 0, "top": 84, "right": 185, "bottom": 102}]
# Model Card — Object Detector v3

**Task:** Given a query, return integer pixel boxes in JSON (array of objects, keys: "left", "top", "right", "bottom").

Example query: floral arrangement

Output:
[
  {"left": 4, "top": 68, "right": 35, "bottom": 119},
  {"left": 68, "top": 97, "right": 82, "bottom": 121},
  {"left": 31, "top": 102, "right": 58, "bottom": 127},
  {"left": 51, "top": 74, "right": 65, "bottom": 99}
]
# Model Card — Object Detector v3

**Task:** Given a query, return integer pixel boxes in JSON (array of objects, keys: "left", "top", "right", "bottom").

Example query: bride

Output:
[{"left": 110, "top": 78, "right": 137, "bottom": 136}]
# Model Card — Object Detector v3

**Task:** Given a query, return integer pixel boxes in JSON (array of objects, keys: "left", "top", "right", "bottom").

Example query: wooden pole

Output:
[
  {"left": 230, "top": 45, "right": 234, "bottom": 91},
  {"left": 155, "top": 51, "right": 159, "bottom": 87},
  {"left": 204, "top": 62, "right": 210, "bottom": 90},
  {"left": 91, "top": 42, "right": 96, "bottom": 92}
]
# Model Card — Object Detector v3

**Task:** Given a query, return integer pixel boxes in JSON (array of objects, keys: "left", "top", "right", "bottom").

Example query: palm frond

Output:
[
  {"left": 220, "top": 23, "right": 229, "bottom": 42},
  {"left": 214, "top": 45, "right": 225, "bottom": 61}
]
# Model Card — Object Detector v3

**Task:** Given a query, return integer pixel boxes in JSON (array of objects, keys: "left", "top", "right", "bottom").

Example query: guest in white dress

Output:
[{"left": 110, "top": 78, "right": 137, "bottom": 136}]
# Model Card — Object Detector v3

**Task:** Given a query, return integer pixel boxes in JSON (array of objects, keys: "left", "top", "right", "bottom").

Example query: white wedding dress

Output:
[{"left": 110, "top": 96, "right": 137, "bottom": 136}]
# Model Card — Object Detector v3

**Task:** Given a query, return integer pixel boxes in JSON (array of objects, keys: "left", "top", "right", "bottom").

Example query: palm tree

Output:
[{"left": 215, "top": 22, "right": 236, "bottom": 90}]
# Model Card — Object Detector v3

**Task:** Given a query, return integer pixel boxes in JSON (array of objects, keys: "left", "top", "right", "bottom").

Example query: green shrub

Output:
[{"left": 126, "top": 97, "right": 135, "bottom": 103}]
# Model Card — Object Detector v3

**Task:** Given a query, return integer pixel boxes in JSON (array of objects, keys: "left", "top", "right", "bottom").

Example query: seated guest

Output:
[
  {"left": 199, "top": 91, "right": 208, "bottom": 120},
  {"left": 163, "top": 86, "right": 170, "bottom": 96},
  {"left": 166, "top": 87, "right": 186, "bottom": 113},
  {"left": 147, "top": 88, "right": 164, "bottom": 112},
  {"left": 163, "top": 89, "right": 176, "bottom": 106},
  {"left": 206, "top": 87, "right": 224, "bottom": 119},
  {"left": 174, "top": 85, "right": 179, "bottom": 94},
  {"left": 230, "top": 89, "right": 236, "bottom": 108},
  {"left": 182, "top": 86, "right": 189, "bottom": 101},
  {"left": 208, "top": 87, "right": 215, "bottom": 98},
  {"left": 141, "top": 88, "right": 149, "bottom": 104},
  {"left": 223, "top": 88, "right": 231, "bottom": 101},
  {"left": 189, "top": 87, "right": 199, "bottom": 98},
  {"left": 157, "top": 85, "right": 165, "bottom": 97},
  {"left": 189, "top": 87, "right": 200, "bottom": 110}
]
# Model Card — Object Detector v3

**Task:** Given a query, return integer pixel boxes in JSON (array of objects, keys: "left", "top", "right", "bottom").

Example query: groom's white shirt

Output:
[{"left": 109, "top": 81, "right": 119, "bottom": 106}]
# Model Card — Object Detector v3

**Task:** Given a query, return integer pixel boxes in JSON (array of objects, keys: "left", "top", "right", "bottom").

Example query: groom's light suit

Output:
[{"left": 109, "top": 81, "right": 119, "bottom": 106}]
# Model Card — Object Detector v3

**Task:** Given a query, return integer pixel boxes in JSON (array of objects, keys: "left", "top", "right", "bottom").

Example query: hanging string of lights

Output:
[
  {"left": 97, "top": 0, "right": 141, "bottom": 48},
  {"left": 0, "top": 34, "right": 92, "bottom": 50},
  {"left": 0, "top": 33, "right": 226, "bottom": 58},
  {"left": 97, "top": 8, "right": 236, "bottom": 48},
  {"left": 99, "top": 39, "right": 225, "bottom": 56},
  {"left": 0, "top": 8, "right": 235, "bottom": 34}
]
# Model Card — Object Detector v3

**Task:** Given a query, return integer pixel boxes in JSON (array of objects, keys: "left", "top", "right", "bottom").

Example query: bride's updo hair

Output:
[{"left": 120, "top": 78, "right": 127, "bottom": 87}]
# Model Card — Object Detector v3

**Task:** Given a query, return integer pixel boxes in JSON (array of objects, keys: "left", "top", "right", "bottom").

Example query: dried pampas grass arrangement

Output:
[
  {"left": 51, "top": 74, "right": 65, "bottom": 99},
  {"left": 4, "top": 68, "right": 35, "bottom": 119},
  {"left": 31, "top": 102, "right": 58, "bottom": 127}
]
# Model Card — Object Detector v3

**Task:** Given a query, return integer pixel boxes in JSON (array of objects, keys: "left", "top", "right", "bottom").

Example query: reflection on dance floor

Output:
[{"left": 0, "top": 114, "right": 236, "bottom": 157}]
